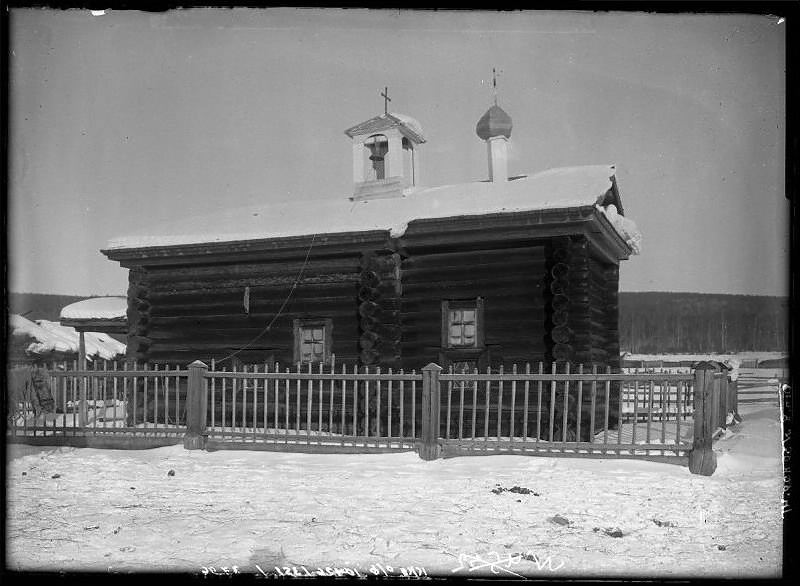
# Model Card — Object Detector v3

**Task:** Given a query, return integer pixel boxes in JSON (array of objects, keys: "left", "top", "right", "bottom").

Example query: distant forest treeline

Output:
[
  {"left": 8, "top": 293, "right": 89, "bottom": 322},
  {"left": 8, "top": 291, "right": 790, "bottom": 354},
  {"left": 619, "top": 292, "right": 789, "bottom": 354}
]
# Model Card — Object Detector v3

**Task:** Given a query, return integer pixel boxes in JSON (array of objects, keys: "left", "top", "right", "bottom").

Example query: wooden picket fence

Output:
[{"left": 6, "top": 359, "right": 739, "bottom": 474}]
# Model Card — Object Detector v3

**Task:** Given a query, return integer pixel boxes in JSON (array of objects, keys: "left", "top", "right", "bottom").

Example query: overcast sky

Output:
[{"left": 8, "top": 8, "right": 787, "bottom": 297}]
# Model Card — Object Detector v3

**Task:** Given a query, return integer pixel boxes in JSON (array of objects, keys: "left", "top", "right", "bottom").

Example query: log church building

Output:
[{"left": 103, "top": 91, "right": 641, "bottom": 374}]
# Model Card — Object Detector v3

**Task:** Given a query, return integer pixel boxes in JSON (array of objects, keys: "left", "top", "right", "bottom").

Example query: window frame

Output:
[
  {"left": 293, "top": 318, "right": 334, "bottom": 365},
  {"left": 441, "top": 298, "right": 485, "bottom": 351}
]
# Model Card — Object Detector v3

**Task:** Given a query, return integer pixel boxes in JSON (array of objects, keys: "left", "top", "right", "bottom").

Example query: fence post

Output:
[
  {"left": 730, "top": 378, "right": 742, "bottom": 423},
  {"left": 184, "top": 360, "right": 209, "bottom": 450},
  {"left": 719, "top": 374, "right": 729, "bottom": 430},
  {"left": 419, "top": 363, "right": 442, "bottom": 461},
  {"left": 688, "top": 362, "right": 718, "bottom": 476},
  {"left": 78, "top": 332, "right": 88, "bottom": 427}
]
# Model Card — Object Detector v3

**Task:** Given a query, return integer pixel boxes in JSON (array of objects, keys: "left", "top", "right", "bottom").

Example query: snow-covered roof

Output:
[
  {"left": 60, "top": 297, "right": 128, "bottom": 321},
  {"left": 344, "top": 112, "right": 426, "bottom": 143},
  {"left": 106, "top": 164, "right": 640, "bottom": 252},
  {"left": 10, "top": 314, "right": 126, "bottom": 360}
]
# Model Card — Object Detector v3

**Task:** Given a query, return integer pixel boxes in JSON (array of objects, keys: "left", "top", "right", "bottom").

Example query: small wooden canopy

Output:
[{"left": 60, "top": 297, "right": 128, "bottom": 367}]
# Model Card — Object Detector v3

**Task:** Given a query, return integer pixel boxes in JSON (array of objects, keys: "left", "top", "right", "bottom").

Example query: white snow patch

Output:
[
  {"left": 597, "top": 204, "right": 642, "bottom": 254},
  {"left": 10, "top": 314, "right": 126, "bottom": 360},
  {"left": 106, "top": 165, "right": 632, "bottom": 251},
  {"left": 388, "top": 112, "right": 425, "bottom": 140},
  {"left": 60, "top": 296, "right": 128, "bottom": 321},
  {"left": 5, "top": 401, "right": 782, "bottom": 577}
]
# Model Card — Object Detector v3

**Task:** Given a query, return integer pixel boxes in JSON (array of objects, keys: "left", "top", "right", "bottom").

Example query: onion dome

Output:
[{"left": 476, "top": 104, "right": 513, "bottom": 140}]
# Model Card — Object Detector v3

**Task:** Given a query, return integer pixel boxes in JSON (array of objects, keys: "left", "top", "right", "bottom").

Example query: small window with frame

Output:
[
  {"left": 442, "top": 298, "right": 485, "bottom": 349},
  {"left": 293, "top": 318, "right": 333, "bottom": 365}
]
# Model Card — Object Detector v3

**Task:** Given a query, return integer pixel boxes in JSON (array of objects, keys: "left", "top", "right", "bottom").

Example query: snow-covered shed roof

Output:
[
  {"left": 60, "top": 296, "right": 128, "bottom": 333},
  {"left": 105, "top": 164, "right": 641, "bottom": 253},
  {"left": 60, "top": 297, "right": 127, "bottom": 321},
  {"left": 10, "top": 314, "right": 126, "bottom": 361}
]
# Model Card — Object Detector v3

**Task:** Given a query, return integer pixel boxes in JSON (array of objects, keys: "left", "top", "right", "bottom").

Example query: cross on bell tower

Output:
[
  {"left": 492, "top": 67, "right": 502, "bottom": 106},
  {"left": 380, "top": 86, "right": 391, "bottom": 115}
]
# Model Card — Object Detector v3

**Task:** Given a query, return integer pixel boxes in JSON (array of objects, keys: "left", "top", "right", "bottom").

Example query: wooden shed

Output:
[{"left": 102, "top": 104, "right": 641, "bottom": 374}]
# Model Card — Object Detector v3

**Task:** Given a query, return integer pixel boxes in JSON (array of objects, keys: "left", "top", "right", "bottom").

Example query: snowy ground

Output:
[{"left": 6, "top": 392, "right": 784, "bottom": 579}]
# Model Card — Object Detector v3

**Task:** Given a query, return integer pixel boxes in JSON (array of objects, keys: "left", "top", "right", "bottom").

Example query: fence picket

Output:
[
  {"left": 510, "top": 364, "right": 517, "bottom": 446},
  {"left": 603, "top": 366, "right": 610, "bottom": 446},
  {"left": 676, "top": 380, "right": 683, "bottom": 445},
  {"left": 154, "top": 363, "right": 161, "bottom": 431},
  {"left": 222, "top": 367, "right": 228, "bottom": 439},
  {"left": 497, "top": 366, "right": 505, "bottom": 441},
  {"left": 295, "top": 364, "right": 301, "bottom": 437},
  {"left": 284, "top": 365, "right": 290, "bottom": 444},
  {"left": 589, "top": 365, "right": 597, "bottom": 443},
  {"left": 329, "top": 357, "right": 335, "bottom": 435},
  {"left": 446, "top": 365, "right": 453, "bottom": 440},
  {"left": 411, "top": 370, "right": 417, "bottom": 442},
  {"left": 340, "top": 363, "right": 347, "bottom": 445},
  {"left": 242, "top": 364, "right": 249, "bottom": 441},
  {"left": 537, "top": 363, "right": 543, "bottom": 442},
  {"left": 143, "top": 364, "right": 149, "bottom": 431},
  {"left": 576, "top": 364, "right": 584, "bottom": 442},
  {"left": 376, "top": 366, "right": 382, "bottom": 440},
  {"left": 647, "top": 379, "right": 654, "bottom": 444},
  {"left": 306, "top": 363, "right": 313, "bottom": 445},
  {"left": 352, "top": 364, "right": 358, "bottom": 444},
  {"left": 632, "top": 377, "right": 639, "bottom": 444},
  {"left": 386, "top": 368, "right": 392, "bottom": 448},
  {"left": 661, "top": 376, "right": 667, "bottom": 444},
  {"left": 562, "top": 362, "right": 570, "bottom": 447},
  {"left": 263, "top": 363, "right": 269, "bottom": 438},
  {"left": 522, "top": 363, "right": 530, "bottom": 445},
  {"left": 400, "top": 371, "right": 406, "bottom": 442},
  {"left": 484, "top": 366, "right": 491, "bottom": 450},
  {"left": 458, "top": 371, "right": 465, "bottom": 441},
  {"left": 364, "top": 368, "right": 370, "bottom": 445},
  {"left": 471, "top": 366, "right": 478, "bottom": 440},
  {"left": 549, "top": 363, "right": 556, "bottom": 443}
]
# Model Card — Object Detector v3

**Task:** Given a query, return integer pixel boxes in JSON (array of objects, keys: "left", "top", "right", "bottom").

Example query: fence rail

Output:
[{"left": 7, "top": 358, "right": 739, "bottom": 474}]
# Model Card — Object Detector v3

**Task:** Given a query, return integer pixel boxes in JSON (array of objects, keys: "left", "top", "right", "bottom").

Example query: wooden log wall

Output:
[
  {"left": 126, "top": 266, "right": 150, "bottom": 364},
  {"left": 358, "top": 252, "right": 402, "bottom": 367},
  {"left": 399, "top": 245, "right": 547, "bottom": 369},
  {"left": 545, "top": 237, "right": 572, "bottom": 363},
  {"left": 136, "top": 252, "right": 367, "bottom": 365}
]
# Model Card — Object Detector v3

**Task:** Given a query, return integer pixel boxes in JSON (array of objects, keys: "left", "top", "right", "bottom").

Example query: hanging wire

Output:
[{"left": 215, "top": 234, "right": 317, "bottom": 365}]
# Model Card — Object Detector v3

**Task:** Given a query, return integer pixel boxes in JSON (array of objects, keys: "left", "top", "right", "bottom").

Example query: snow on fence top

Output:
[
  {"left": 106, "top": 164, "right": 641, "bottom": 252},
  {"left": 10, "top": 314, "right": 126, "bottom": 360},
  {"left": 60, "top": 296, "right": 128, "bottom": 321}
]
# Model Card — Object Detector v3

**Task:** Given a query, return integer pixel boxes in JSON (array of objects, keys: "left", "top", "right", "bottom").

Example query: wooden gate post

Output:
[
  {"left": 184, "top": 360, "right": 209, "bottom": 450},
  {"left": 419, "top": 363, "right": 442, "bottom": 461},
  {"left": 688, "top": 362, "right": 718, "bottom": 476}
]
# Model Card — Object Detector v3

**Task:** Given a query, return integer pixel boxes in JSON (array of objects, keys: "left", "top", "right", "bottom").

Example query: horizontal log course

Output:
[
  {"left": 401, "top": 245, "right": 545, "bottom": 268},
  {"left": 148, "top": 309, "right": 364, "bottom": 328},
  {"left": 150, "top": 294, "right": 362, "bottom": 316},
  {"left": 402, "top": 257, "right": 546, "bottom": 281},
  {"left": 402, "top": 279, "right": 545, "bottom": 299},
  {"left": 145, "top": 257, "right": 362, "bottom": 282},
  {"left": 148, "top": 284, "right": 361, "bottom": 306},
  {"left": 147, "top": 273, "right": 360, "bottom": 294}
]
